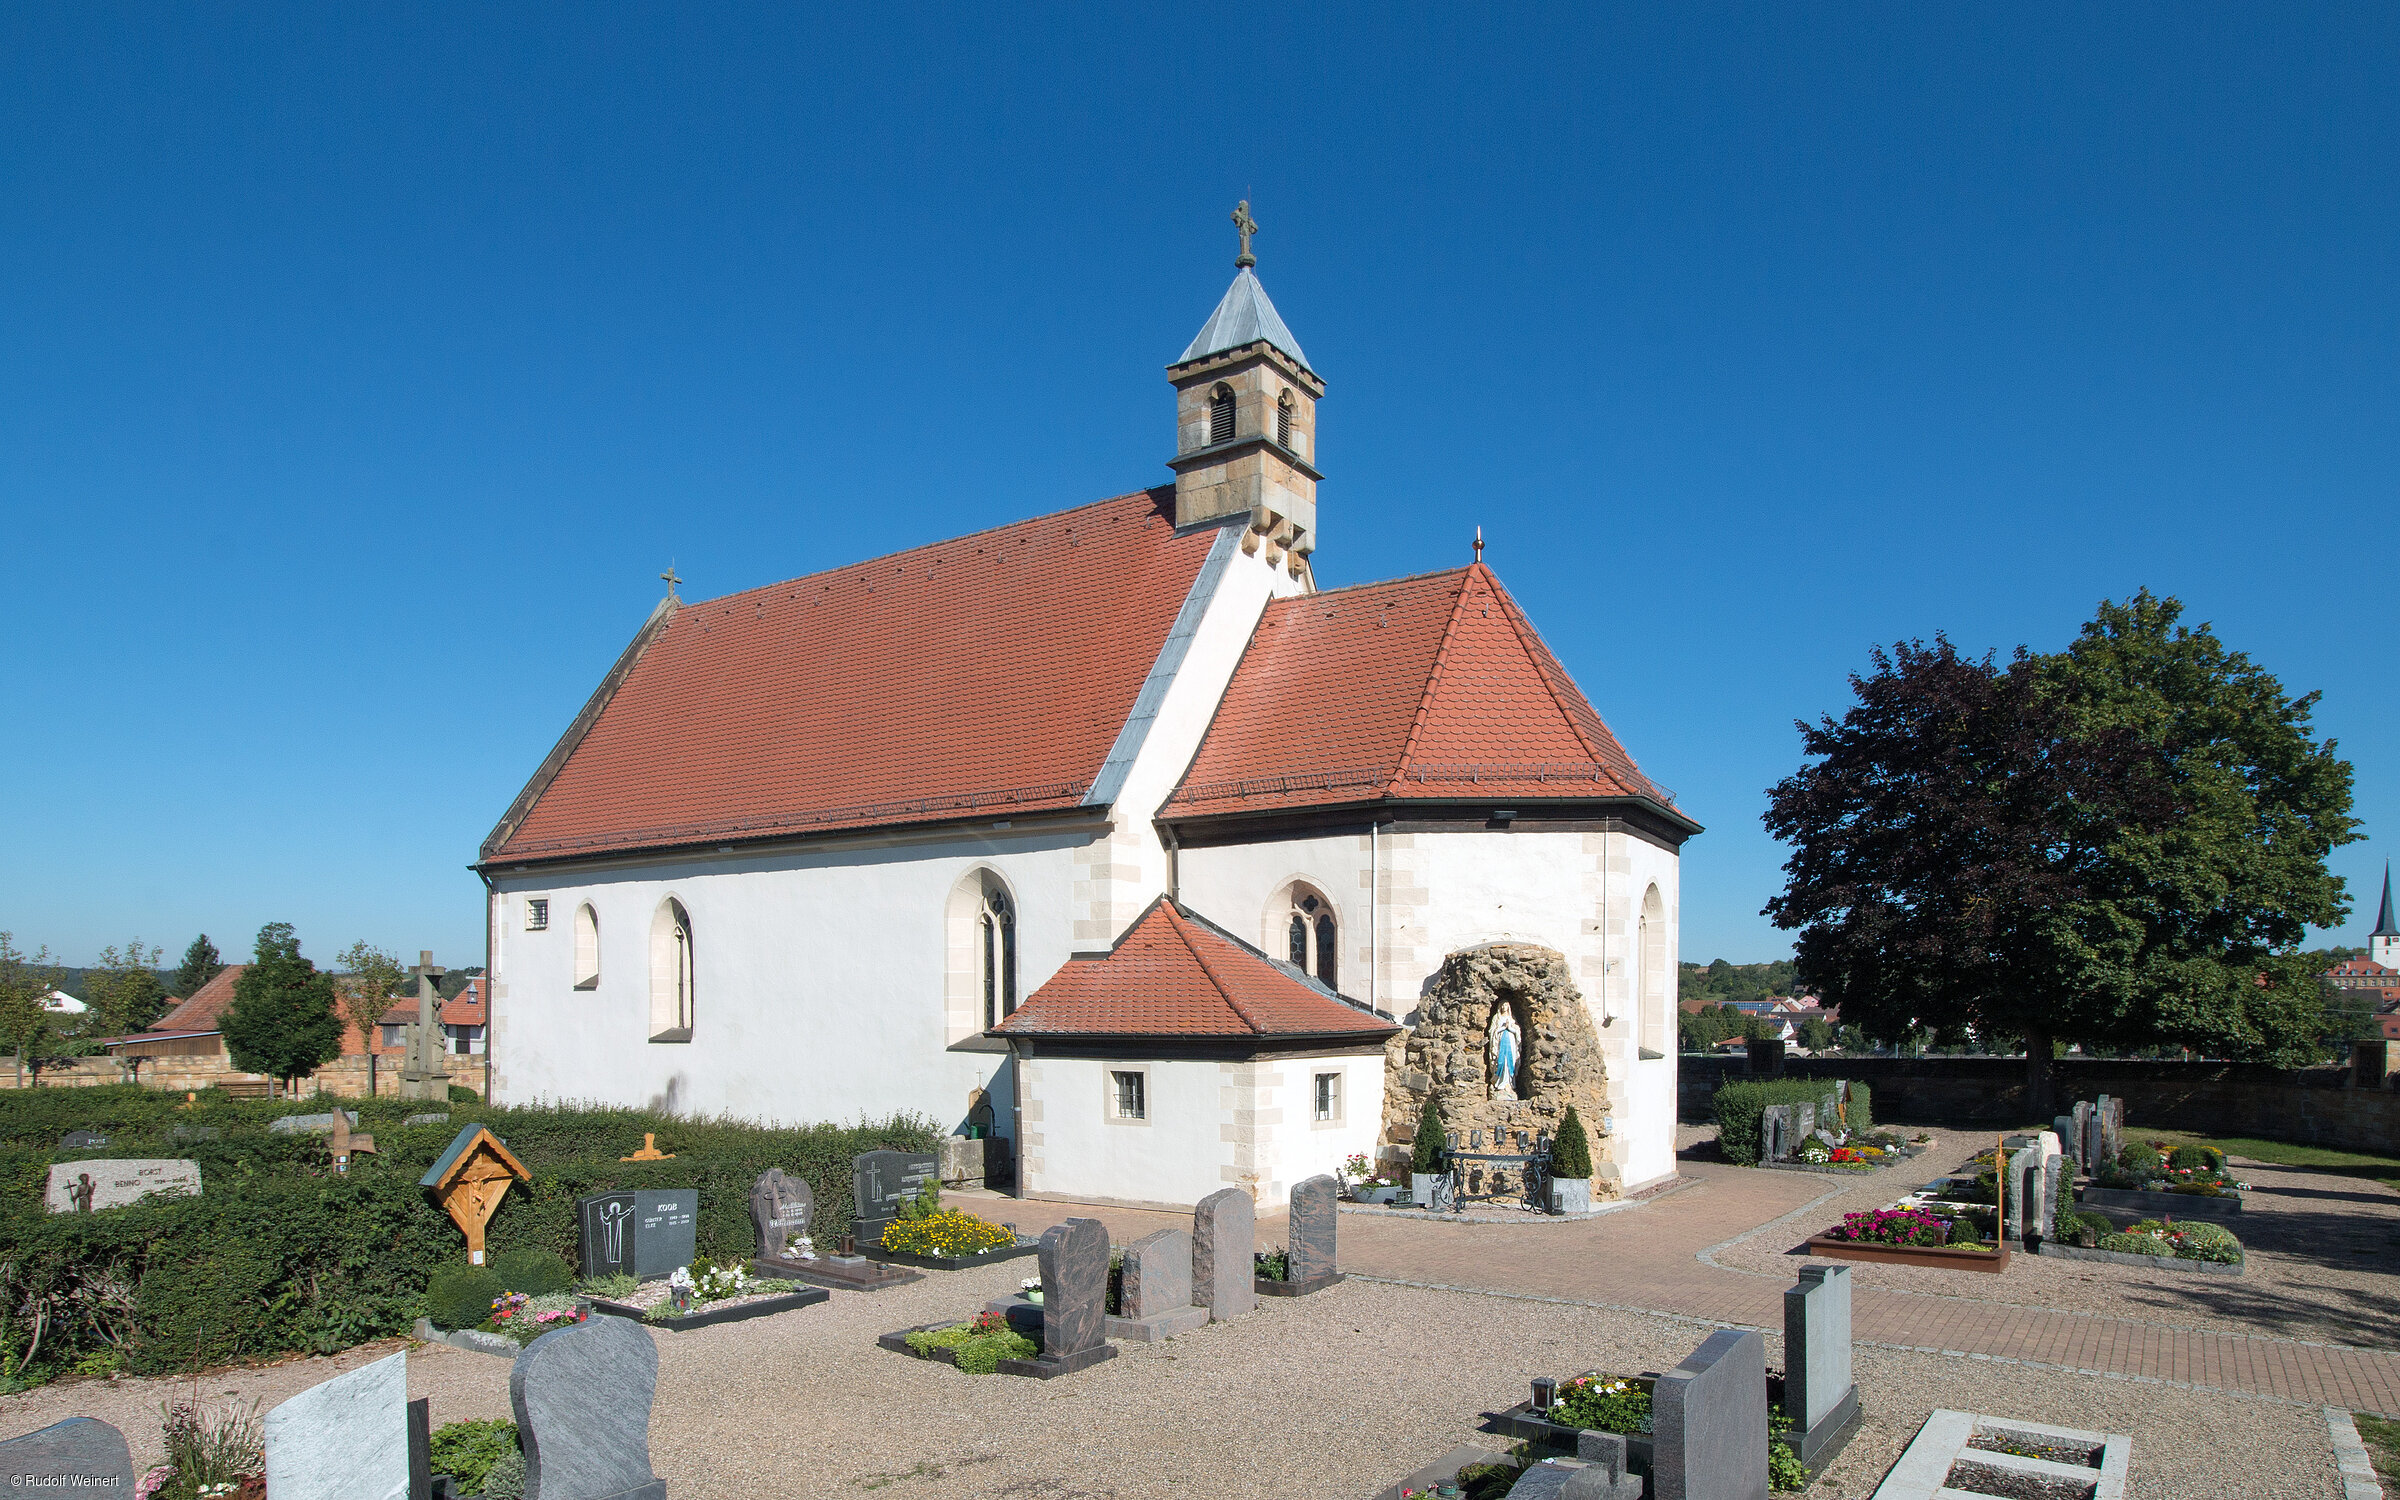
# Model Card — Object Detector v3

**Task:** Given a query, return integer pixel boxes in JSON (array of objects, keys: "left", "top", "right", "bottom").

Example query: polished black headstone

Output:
[
  {"left": 576, "top": 1190, "right": 638, "bottom": 1280},
  {"left": 631, "top": 1188, "right": 697, "bottom": 1280},
  {"left": 849, "top": 1149, "right": 937, "bottom": 1241}
]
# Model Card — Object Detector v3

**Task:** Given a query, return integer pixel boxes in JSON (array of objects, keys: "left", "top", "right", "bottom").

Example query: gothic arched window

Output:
[
  {"left": 1280, "top": 886, "right": 1339, "bottom": 990},
  {"left": 981, "top": 885, "right": 1017, "bottom": 1030},
  {"left": 573, "top": 903, "right": 600, "bottom": 990},
  {"left": 1639, "top": 884, "right": 1667, "bottom": 1057},
  {"left": 1209, "top": 384, "right": 1236, "bottom": 444},
  {"left": 649, "top": 898, "right": 693, "bottom": 1041}
]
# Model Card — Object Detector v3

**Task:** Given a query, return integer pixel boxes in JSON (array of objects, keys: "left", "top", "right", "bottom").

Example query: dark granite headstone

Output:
[
  {"left": 0, "top": 1417, "right": 134, "bottom": 1492},
  {"left": 1653, "top": 1327, "right": 1768, "bottom": 1500},
  {"left": 512, "top": 1311, "right": 665, "bottom": 1500},
  {"left": 630, "top": 1189, "right": 697, "bottom": 1280},
  {"left": 1192, "top": 1187, "right": 1256, "bottom": 1321},
  {"left": 749, "top": 1168, "right": 813, "bottom": 1261},
  {"left": 576, "top": 1190, "right": 638, "bottom": 1280},
  {"left": 1783, "top": 1265, "right": 1860, "bottom": 1468},
  {"left": 1120, "top": 1228, "right": 1193, "bottom": 1319},
  {"left": 1563, "top": 1430, "right": 1645, "bottom": 1500},
  {"left": 1288, "top": 1173, "right": 1338, "bottom": 1283},
  {"left": 2071, "top": 1100, "right": 2093, "bottom": 1168},
  {"left": 995, "top": 1216, "right": 1116, "bottom": 1378},
  {"left": 849, "top": 1149, "right": 937, "bottom": 1243},
  {"left": 409, "top": 1397, "right": 432, "bottom": 1500},
  {"left": 60, "top": 1129, "right": 106, "bottom": 1149}
]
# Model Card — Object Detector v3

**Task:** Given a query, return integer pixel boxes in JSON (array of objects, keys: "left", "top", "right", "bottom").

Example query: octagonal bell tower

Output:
[{"left": 1167, "top": 201, "right": 1323, "bottom": 580}]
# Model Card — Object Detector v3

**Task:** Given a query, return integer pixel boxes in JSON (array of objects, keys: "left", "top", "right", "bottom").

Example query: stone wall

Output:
[
  {"left": 1677, "top": 1053, "right": 2400, "bottom": 1153},
  {"left": 1381, "top": 942, "right": 1620, "bottom": 1196},
  {"left": 1, "top": 1051, "right": 487, "bottom": 1099}
]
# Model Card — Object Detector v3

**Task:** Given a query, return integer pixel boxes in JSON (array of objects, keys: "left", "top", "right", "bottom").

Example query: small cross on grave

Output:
[
  {"left": 328, "top": 1111, "right": 377, "bottom": 1174},
  {"left": 621, "top": 1132, "right": 675, "bottom": 1161}
]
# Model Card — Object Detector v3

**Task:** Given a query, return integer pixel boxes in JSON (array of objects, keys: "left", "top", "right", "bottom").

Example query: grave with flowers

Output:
[
  {"left": 586, "top": 1256, "right": 829, "bottom": 1331},
  {"left": 1804, "top": 1203, "right": 2010, "bottom": 1273}
]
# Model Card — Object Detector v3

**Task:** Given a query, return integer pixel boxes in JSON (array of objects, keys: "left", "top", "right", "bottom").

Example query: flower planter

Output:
[
  {"left": 863, "top": 1238, "right": 1041, "bottom": 1272},
  {"left": 1255, "top": 1272, "right": 1345, "bottom": 1297},
  {"left": 1411, "top": 1172, "right": 1442, "bottom": 1206},
  {"left": 1351, "top": 1185, "right": 1404, "bottom": 1205},
  {"left": 587, "top": 1285, "right": 828, "bottom": 1331},
  {"left": 2038, "top": 1242, "right": 2244, "bottom": 1276},
  {"left": 1550, "top": 1178, "right": 1591, "bottom": 1214},
  {"left": 1501, "top": 1403, "right": 1655, "bottom": 1477},
  {"left": 1804, "top": 1234, "right": 2010, "bottom": 1273},
  {"left": 2079, "top": 1186, "right": 2241, "bottom": 1220},
  {"left": 1758, "top": 1143, "right": 1927, "bottom": 1177}
]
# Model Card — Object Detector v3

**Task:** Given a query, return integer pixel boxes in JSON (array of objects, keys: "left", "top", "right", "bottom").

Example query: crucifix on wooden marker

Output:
[
  {"left": 1232, "top": 200, "right": 1259, "bottom": 269},
  {"left": 420, "top": 1124, "right": 531, "bottom": 1266}
]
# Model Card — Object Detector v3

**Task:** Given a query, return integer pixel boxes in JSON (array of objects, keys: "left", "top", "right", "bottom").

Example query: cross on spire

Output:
[
  {"left": 1231, "top": 200, "right": 1258, "bottom": 269},
  {"left": 660, "top": 564, "right": 682, "bottom": 601}
]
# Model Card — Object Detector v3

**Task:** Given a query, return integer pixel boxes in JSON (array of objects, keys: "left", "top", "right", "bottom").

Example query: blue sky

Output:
[{"left": 3, "top": 6, "right": 2392, "bottom": 973}]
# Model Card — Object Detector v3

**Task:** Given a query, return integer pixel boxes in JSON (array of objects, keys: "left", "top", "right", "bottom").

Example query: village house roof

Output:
[
  {"left": 377, "top": 979, "right": 485, "bottom": 1030},
  {"left": 482, "top": 489, "right": 1224, "bottom": 864},
  {"left": 992, "top": 896, "right": 1397, "bottom": 1044},
  {"left": 1160, "top": 564, "right": 1688, "bottom": 826},
  {"left": 147, "top": 965, "right": 248, "bottom": 1034}
]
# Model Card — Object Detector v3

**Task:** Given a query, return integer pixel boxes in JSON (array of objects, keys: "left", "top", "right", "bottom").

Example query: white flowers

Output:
[
  {"left": 668, "top": 1265, "right": 695, "bottom": 1292},
  {"left": 1019, "top": 1276, "right": 1041, "bottom": 1292}
]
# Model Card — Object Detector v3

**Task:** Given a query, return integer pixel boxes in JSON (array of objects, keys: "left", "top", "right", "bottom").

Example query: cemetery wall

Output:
[
  {"left": 1176, "top": 822, "right": 1684, "bottom": 1189},
  {"left": 1677, "top": 1054, "right": 2400, "bottom": 1152},
  {"left": 1, "top": 1051, "right": 486, "bottom": 1097}
]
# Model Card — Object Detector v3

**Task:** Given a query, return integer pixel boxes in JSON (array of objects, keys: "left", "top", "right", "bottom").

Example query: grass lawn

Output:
[{"left": 2353, "top": 1414, "right": 2400, "bottom": 1485}]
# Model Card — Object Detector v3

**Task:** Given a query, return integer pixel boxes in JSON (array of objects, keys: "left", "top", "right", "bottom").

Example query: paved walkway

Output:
[{"left": 992, "top": 1149, "right": 2400, "bottom": 1416}]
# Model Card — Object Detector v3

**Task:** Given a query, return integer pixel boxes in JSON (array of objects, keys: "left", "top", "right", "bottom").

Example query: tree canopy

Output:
[
  {"left": 1763, "top": 593, "right": 2358, "bottom": 1113},
  {"left": 171, "top": 934, "right": 224, "bottom": 1001},
  {"left": 83, "top": 939, "right": 167, "bottom": 1034},
  {"left": 221, "top": 923, "right": 344, "bottom": 1087},
  {"left": 0, "top": 932, "right": 67, "bottom": 1087}
]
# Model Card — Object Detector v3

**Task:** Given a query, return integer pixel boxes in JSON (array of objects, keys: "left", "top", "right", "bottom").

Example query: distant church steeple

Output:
[
  {"left": 2373, "top": 862, "right": 2400, "bottom": 972},
  {"left": 1166, "top": 201, "right": 1323, "bottom": 579}
]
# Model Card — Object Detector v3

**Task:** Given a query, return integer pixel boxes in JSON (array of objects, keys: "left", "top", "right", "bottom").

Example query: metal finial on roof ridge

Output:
[{"left": 1231, "top": 199, "right": 1258, "bottom": 269}]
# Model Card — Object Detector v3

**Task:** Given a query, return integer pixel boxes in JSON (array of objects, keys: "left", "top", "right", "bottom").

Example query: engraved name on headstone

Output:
[{"left": 44, "top": 1158, "right": 201, "bottom": 1214}]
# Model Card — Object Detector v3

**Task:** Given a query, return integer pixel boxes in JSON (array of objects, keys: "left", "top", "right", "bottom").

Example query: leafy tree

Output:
[
  {"left": 1765, "top": 598, "right": 2358, "bottom": 1117},
  {"left": 1797, "top": 1016, "right": 1839, "bottom": 1053},
  {"left": 83, "top": 939, "right": 166, "bottom": 1035},
  {"left": 335, "top": 941, "right": 407, "bottom": 1055},
  {"left": 171, "top": 935, "right": 224, "bottom": 1000},
  {"left": 220, "top": 923, "right": 343, "bottom": 1090},
  {"left": 0, "top": 933, "right": 67, "bottom": 1087}
]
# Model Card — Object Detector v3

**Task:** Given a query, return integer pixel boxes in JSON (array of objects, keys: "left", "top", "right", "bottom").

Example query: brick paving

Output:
[{"left": 989, "top": 1152, "right": 2400, "bottom": 1416}]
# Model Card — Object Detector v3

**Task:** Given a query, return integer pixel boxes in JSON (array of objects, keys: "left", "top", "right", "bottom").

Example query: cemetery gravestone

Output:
[
  {"left": 577, "top": 1191, "right": 639, "bottom": 1281},
  {"left": 1759, "top": 1105, "right": 1794, "bottom": 1163},
  {"left": 2096, "top": 1095, "right": 2123, "bottom": 1162},
  {"left": 1109, "top": 1227, "right": 1209, "bottom": 1341},
  {"left": 270, "top": 1110, "right": 361, "bottom": 1135},
  {"left": 2053, "top": 1115, "right": 2079, "bottom": 1166},
  {"left": 2004, "top": 1146, "right": 2042, "bottom": 1241},
  {"left": 0, "top": 1418, "right": 135, "bottom": 1493},
  {"left": 2041, "top": 1156, "right": 2066, "bottom": 1241},
  {"left": 1653, "top": 1327, "right": 1769, "bottom": 1500},
  {"left": 1192, "top": 1186, "right": 1257, "bottom": 1321},
  {"left": 403, "top": 1112, "right": 452, "bottom": 1128},
  {"left": 631, "top": 1190, "right": 697, "bottom": 1280},
  {"left": 59, "top": 1129, "right": 106, "bottom": 1149},
  {"left": 1286, "top": 1173, "right": 1342, "bottom": 1289},
  {"left": 513, "top": 1311, "right": 665, "bottom": 1500},
  {"left": 43, "top": 1158, "right": 201, "bottom": 1214},
  {"left": 2072, "top": 1101, "right": 2094, "bottom": 1168},
  {"left": 263, "top": 1349, "right": 409, "bottom": 1500},
  {"left": 1783, "top": 1265, "right": 1861, "bottom": 1469},
  {"left": 997, "top": 1216, "right": 1116, "bottom": 1378},
  {"left": 849, "top": 1149, "right": 938, "bottom": 1244},
  {"left": 749, "top": 1168, "right": 813, "bottom": 1261},
  {"left": 1562, "top": 1431, "right": 1646, "bottom": 1500}
]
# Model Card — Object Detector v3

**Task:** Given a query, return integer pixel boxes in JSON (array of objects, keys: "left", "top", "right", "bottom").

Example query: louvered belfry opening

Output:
[
  {"left": 1209, "top": 385, "right": 1235, "bottom": 444},
  {"left": 1277, "top": 394, "right": 1293, "bottom": 447}
]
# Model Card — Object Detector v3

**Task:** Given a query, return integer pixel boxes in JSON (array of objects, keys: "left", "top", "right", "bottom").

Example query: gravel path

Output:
[{"left": 0, "top": 1268, "right": 2355, "bottom": 1498}]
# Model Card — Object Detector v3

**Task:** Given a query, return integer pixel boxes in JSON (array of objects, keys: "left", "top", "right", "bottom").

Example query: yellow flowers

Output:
[{"left": 878, "top": 1208, "right": 1015, "bottom": 1257}]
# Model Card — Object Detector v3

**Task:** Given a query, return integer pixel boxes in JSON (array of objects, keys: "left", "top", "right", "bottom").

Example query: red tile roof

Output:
[
  {"left": 487, "top": 489, "right": 1222, "bottom": 862},
  {"left": 1162, "top": 564, "right": 1679, "bottom": 818},
  {"left": 994, "top": 897, "right": 1398, "bottom": 1041},
  {"left": 2329, "top": 958, "right": 2397, "bottom": 979},
  {"left": 442, "top": 979, "right": 486, "bottom": 1028},
  {"left": 149, "top": 965, "right": 248, "bottom": 1034}
]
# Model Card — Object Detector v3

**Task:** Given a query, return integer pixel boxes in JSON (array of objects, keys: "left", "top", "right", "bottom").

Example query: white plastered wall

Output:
[
  {"left": 1175, "top": 824, "right": 1682, "bottom": 1190},
  {"left": 1017, "top": 1050, "right": 1385, "bottom": 1211}
]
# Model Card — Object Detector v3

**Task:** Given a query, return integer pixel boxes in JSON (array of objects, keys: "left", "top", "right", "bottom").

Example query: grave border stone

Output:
[{"left": 1869, "top": 1409, "right": 2128, "bottom": 1500}]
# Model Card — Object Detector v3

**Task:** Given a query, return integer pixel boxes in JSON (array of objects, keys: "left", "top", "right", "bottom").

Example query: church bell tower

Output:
[{"left": 1167, "top": 201, "right": 1324, "bottom": 577}]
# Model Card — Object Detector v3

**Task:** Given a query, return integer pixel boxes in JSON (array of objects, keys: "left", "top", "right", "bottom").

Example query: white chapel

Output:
[{"left": 477, "top": 212, "right": 1700, "bottom": 1210}]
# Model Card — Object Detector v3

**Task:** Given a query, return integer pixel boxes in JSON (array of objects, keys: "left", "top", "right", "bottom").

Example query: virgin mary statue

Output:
[{"left": 1489, "top": 1005, "right": 1522, "bottom": 1100}]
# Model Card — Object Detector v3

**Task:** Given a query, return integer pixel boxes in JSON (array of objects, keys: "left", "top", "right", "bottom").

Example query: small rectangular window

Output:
[
  {"left": 1113, "top": 1070, "right": 1146, "bottom": 1121},
  {"left": 526, "top": 898, "right": 549, "bottom": 931},
  {"left": 1314, "top": 1071, "right": 1340, "bottom": 1123}
]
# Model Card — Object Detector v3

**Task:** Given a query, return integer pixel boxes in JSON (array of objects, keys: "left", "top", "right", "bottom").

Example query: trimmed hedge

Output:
[
  {"left": 1711, "top": 1078, "right": 1874, "bottom": 1166},
  {"left": 0, "top": 1086, "right": 936, "bottom": 1379}
]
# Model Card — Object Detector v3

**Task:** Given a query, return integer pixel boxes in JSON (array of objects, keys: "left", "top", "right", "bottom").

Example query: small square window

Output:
[
  {"left": 1112, "top": 1070, "right": 1146, "bottom": 1121},
  {"left": 1314, "top": 1071, "right": 1341, "bottom": 1123},
  {"left": 525, "top": 898, "right": 549, "bottom": 931}
]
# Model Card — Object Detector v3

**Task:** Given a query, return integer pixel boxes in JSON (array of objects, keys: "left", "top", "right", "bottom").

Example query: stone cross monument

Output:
[{"left": 397, "top": 950, "right": 448, "bottom": 1102}]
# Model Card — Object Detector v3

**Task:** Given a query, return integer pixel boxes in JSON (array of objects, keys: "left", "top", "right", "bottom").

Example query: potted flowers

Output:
[
  {"left": 1411, "top": 1095, "right": 1447, "bottom": 1207},
  {"left": 1548, "top": 1106, "right": 1594, "bottom": 1214}
]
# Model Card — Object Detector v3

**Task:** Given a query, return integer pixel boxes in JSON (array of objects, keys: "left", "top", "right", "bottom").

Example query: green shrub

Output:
[
  {"left": 429, "top": 1419, "right": 518, "bottom": 1495},
  {"left": 579, "top": 1272, "right": 637, "bottom": 1300},
  {"left": 2169, "top": 1221, "right": 2244, "bottom": 1264},
  {"left": 1550, "top": 1373, "right": 1652, "bottom": 1434},
  {"left": 2202, "top": 1145, "right": 2227, "bottom": 1172},
  {"left": 481, "top": 1445, "right": 526, "bottom": 1500},
  {"left": 1411, "top": 1094, "right": 1446, "bottom": 1173},
  {"left": 2097, "top": 1231, "right": 2173, "bottom": 1256},
  {"left": 903, "top": 1315, "right": 1035, "bottom": 1375},
  {"left": 1712, "top": 1079, "right": 1869, "bottom": 1166},
  {"left": 2168, "top": 1144, "right": 2212, "bottom": 1172},
  {"left": 2053, "top": 1209, "right": 2109, "bottom": 1248},
  {"left": 448, "top": 1084, "right": 482, "bottom": 1104},
  {"left": 1947, "top": 1216, "right": 1983, "bottom": 1247},
  {"left": 2117, "top": 1142, "right": 2163, "bottom": 1173},
  {"left": 490, "top": 1248, "right": 572, "bottom": 1296},
  {"left": 0, "top": 1086, "right": 938, "bottom": 1375},
  {"left": 1551, "top": 1106, "right": 1593, "bottom": 1179},
  {"left": 427, "top": 1265, "right": 505, "bottom": 1331},
  {"left": 1845, "top": 1082, "right": 1873, "bottom": 1135}
]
